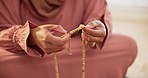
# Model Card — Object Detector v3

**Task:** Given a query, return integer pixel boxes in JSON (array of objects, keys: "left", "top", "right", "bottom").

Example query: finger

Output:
[
  {"left": 46, "top": 33, "right": 70, "bottom": 46},
  {"left": 87, "top": 20, "right": 105, "bottom": 29},
  {"left": 49, "top": 25, "right": 67, "bottom": 37},
  {"left": 40, "top": 39, "right": 65, "bottom": 54},
  {"left": 82, "top": 27, "right": 106, "bottom": 37},
  {"left": 84, "top": 41, "right": 96, "bottom": 46},
  {"left": 40, "top": 24, "right": 67, "bottom": 37},
  {"left": 82, "top": 33, "right": 104, "bottom": 43},
  {"left": 43, "top": 24, "right": 67, "bottom": 34},
  {"left": 44, "top": 45, "right": 65, "bottom": 54},
  {"left": 40, "top": 24, "right": 55, "bottom": 29},
  {"left": 81, "top": 34, "right": 97, "bottom": 47}
]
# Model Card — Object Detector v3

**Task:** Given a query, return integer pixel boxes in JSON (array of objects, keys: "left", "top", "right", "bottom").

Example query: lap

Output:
[
  {"left": 54, "top": 33, "right": 138, "bottom": 78},
  {"left": 0, "top": 33, "right": 138, "bottom": 78}
]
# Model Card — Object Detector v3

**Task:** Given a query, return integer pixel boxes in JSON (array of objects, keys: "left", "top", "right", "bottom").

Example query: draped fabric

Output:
[
  {"left": 22, "top": 0, "right": 64, "bottom": 19},
  {"left": 0, "top": 0, "right": 137, "bottom": 78}
]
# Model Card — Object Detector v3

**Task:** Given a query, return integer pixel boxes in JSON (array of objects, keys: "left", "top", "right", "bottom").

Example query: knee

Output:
[
  {"left": 120, "top": 34, "right": 137, "bottom": 58},
  {"left": 110, "top": 34, "right": 138, "bottom": 66},
  {"left": 123, "top": 35, "right": 138, "bottom": 66}
]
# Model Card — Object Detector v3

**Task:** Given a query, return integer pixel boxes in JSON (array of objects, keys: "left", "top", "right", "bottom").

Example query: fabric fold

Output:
[{"left": 13, "top": 21, "right": 45, "bottom": 57}]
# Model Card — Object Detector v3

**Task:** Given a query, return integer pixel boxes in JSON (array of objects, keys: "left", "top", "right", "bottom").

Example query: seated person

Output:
[{"left": 0, "top": 0, "right": 137, "bottom": 78}]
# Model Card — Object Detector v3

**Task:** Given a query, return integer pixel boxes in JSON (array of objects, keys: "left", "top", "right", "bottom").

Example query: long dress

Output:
[{"left": 0, "top": 0, "right": 137, "bottom": 78}]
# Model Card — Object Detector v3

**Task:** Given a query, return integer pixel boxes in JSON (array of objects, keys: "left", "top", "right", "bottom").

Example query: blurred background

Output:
[{"left": 107, "top": 0, "right": 148, "bottom": 78}]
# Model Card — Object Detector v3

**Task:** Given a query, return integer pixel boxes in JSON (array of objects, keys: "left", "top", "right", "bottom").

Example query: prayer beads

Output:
[{"left": 53, "top": 24, "right": 86, "bottom": 78}]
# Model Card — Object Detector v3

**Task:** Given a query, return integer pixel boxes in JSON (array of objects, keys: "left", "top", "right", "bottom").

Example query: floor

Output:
[{"left": 108, "top": 6, "right": 148, "bottom": 78}]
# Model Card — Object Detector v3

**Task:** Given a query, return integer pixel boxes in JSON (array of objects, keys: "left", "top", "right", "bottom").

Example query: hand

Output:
[
  {"left": 31, "top": 24, "right": 70, "bottom": 54},
  {"left": 81, "top": 20, "right": 106, "bottom": 47}
]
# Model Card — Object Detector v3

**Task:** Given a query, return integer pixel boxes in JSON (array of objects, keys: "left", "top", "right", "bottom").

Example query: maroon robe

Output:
[{"left": 0, "top": 0, "right": 137, "bottom": 78}]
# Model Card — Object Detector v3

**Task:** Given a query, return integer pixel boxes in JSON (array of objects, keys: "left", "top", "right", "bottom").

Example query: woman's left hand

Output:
[{"left": 81, "top": 20, "right": 106, "bottom": 47}]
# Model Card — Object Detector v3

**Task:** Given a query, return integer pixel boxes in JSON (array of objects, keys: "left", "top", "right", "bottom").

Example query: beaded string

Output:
[
  {"left": 53, "top": 52, "right": 60, "bottom": 78},
  {"left": 69, "top": 25, "right": 86, "bottom": 78},
  {"left": 82, "top": 37, "right": 86, "bottom": 78},
  {"left": 53, "top": 25, "right": 85, "bottom": 78},
  {"left": 67, "top": 25, "right": 83, "bottom": 55},
  {"left": 67, "top": 37, "right": 72, "bottom": 55}
]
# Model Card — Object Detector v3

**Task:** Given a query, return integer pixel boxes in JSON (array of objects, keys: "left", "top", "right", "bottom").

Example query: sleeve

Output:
[
  {"left": 0, "top": 21, "right": 45, "bottom": 57},
  {"left": 82, "top": 0, "right": 112, "bottom": 48}
]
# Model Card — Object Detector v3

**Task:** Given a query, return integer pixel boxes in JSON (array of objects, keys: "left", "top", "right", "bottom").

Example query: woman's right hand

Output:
[{"left": 30, "top": 24, "right": 70, "bottom": 54}]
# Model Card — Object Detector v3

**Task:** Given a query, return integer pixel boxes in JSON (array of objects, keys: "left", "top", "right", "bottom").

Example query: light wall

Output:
[{"left": 107, "top": 0, "right": 148, "bottom": 78}]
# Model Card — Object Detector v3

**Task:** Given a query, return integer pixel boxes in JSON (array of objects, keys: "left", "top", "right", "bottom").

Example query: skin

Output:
[
  {"left": 31, "top": 24, "right": 70, "bottom": 54},
  {"left": 31, "top": 20, "right": 106, "bottom": 54},
  {"left": 81, "top": 20, "right": 106, "bottom": 47}
]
